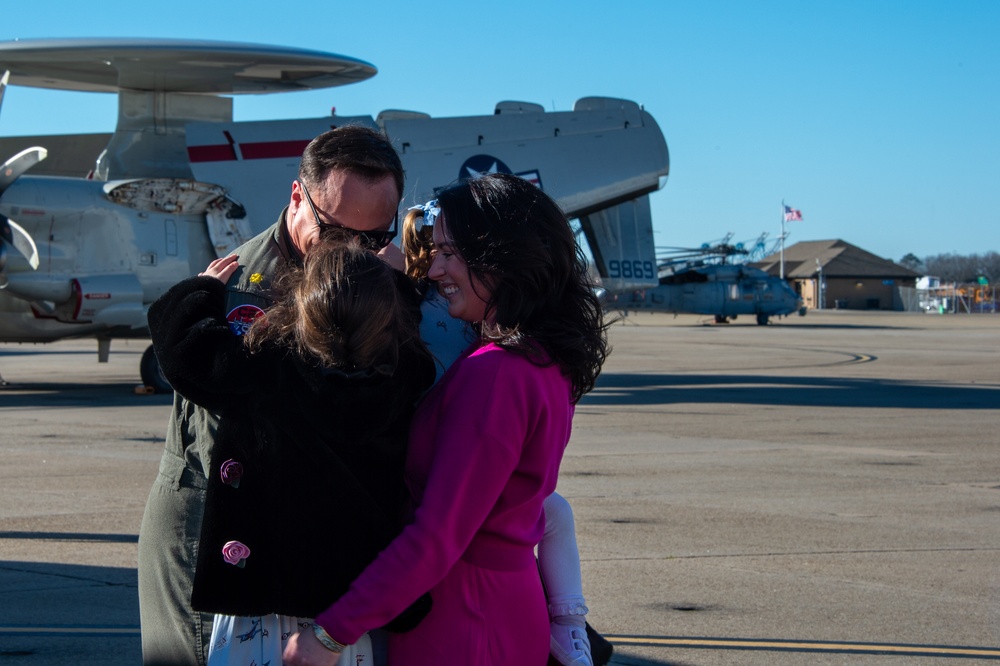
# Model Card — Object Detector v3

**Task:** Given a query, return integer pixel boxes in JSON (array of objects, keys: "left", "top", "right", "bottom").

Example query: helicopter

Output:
[
  {"left": 0, "top": 38, "right": 669, "bottom": 391},
  {"left": 585, "top": 220, "right": 804, "bottom": 324}
]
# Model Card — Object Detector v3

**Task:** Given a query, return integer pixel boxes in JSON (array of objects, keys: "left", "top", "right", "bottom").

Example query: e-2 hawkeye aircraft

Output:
[{"left": 0, "top": 38, "right": 669, "bottom": 391}]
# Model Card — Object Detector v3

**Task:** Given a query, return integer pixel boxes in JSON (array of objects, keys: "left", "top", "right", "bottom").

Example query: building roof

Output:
[{"left": 753, "top": 239, "right": 920, "bottom": 279}]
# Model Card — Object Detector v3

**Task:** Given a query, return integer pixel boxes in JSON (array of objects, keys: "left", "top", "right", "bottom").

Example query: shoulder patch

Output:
[{"left": 226, "top": 304, "right": 265, "bottom": 336}]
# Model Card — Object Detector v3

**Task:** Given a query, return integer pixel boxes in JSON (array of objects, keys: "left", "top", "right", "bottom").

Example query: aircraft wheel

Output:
[
  {"left": 756, "top": 313, "right": 770, "bottom": 325},
  {"left": 140, "top": 345, "right": 173, "bottom": 394},
  {"left": 714, "top": 315, "right": 728, "bottom": 324}
]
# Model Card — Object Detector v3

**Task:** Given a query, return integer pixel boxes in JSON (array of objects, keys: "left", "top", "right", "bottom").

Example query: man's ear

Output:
[{"left": 289, "top": 179, "right": 304, "bottom": 214}]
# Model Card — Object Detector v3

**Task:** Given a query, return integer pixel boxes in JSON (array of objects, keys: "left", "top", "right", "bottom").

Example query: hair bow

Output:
[{"left": 407, "top": 199, "right": 440, "bottom": 230}]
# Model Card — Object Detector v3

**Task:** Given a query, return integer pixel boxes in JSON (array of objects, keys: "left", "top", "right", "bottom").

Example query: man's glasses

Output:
[{"left": 297, "top": 178, "right": 398, "bottom": 250}]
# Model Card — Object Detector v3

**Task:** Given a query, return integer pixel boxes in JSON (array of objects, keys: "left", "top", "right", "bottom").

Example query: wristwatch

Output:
[{"left": 312, "top": 623, "right": 346, "bottom": 653}]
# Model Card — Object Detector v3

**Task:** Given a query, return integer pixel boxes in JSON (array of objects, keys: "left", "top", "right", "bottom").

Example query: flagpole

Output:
[{"left": 780, "top": 200, "right": 785, "bottom": 280}]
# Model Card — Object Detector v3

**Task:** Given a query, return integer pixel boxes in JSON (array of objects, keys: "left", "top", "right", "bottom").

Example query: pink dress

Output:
[{"left": 316, "top": 342, "right": 574, "bottom": 665}]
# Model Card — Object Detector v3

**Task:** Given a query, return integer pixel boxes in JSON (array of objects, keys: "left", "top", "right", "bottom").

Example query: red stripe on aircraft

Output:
[
  {"left": 188, "top": 144, "right": 238, "bottom": 162},
  {"left": 188, "top": 140, "right": 311, "bottom": 163},
  {"left": 239, "top": 140, "right": 311, "bottom": 160}
]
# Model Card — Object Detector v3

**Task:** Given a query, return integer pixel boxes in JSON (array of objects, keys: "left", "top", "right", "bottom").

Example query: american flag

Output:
[{"left": 783, "top": 205, "right": 803, "bottom": 222}]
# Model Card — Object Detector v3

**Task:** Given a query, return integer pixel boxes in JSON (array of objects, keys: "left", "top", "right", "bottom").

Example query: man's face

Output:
[{"left": 287, "top": 170, "right": 399, "bottom": 255}]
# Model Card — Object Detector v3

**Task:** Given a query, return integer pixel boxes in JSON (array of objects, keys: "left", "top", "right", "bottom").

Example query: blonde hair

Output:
[
  {"left": 402, "top": 208, "right": 434, "bottom": 281},
  {"left": 245, "top": 233, "right": 419, "bottom": 374}
]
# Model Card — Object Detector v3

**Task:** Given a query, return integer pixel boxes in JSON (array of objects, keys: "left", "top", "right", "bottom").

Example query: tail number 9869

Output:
[{"left": 607, "top": 260, "right": 656, "bottom": 280}]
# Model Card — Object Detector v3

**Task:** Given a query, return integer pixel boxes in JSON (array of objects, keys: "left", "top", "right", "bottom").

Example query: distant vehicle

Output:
[{"left": 0, "top": 38, "right": 669, "bottom": 391}]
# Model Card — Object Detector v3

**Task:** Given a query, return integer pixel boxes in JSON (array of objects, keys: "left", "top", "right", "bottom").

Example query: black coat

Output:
[{"left": 148, "top": 275, "right": 433, "bottom": 627}]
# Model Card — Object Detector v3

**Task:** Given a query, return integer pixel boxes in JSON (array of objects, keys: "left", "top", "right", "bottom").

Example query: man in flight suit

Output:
[{"left": 138, "top": 125, "right": 404, "bottom": 666}]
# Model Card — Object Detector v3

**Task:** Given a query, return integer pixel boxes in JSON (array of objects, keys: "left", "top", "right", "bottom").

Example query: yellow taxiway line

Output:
[
  {"left": 606, "top": 635, "right": 1000, "bottom": 659},
  {"left": 5, "top": 627, "right": 998, "bottom": 659}
]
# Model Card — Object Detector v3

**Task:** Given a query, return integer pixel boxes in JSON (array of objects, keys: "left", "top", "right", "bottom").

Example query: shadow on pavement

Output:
[
  {"left": 0, "top": 532, "right": 138, "bottom": 543},
  {"left": 0, "top": 382, "right": 172, "bottom": 408},
  {"left": 0, "top": 560, "right": 139, "bottom": 664},
  {"left": 587, "top": 373, "right": 1000, "bottom": 410}
]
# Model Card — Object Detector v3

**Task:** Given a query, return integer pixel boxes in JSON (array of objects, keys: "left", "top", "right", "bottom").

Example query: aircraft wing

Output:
[
  {"left": 184, "top": 97, "right": 669, "bottom": 239},
  {"left": 383, "top": 97, "right": 669, "bottom": 214}
]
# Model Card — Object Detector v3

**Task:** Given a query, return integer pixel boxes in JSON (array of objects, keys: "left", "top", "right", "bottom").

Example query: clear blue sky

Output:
[{"left": 2, "top": 0, "right": 997, "bottom": 261}]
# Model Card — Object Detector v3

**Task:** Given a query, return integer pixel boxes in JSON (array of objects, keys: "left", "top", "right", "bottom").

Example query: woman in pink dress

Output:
[{"left": 284, "top": 172, "right": 609, "bottom": 666}]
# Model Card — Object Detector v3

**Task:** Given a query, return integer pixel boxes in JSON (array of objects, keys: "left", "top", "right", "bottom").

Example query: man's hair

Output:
[
  {"left": 298, "top": 125, "right": 404, "bottom": 202},
  {"left": 244, "top": 233, "right": 420, "bottom": 374},
  {"left": 435, "top": 173, "right": 609, "bottom": 402}
]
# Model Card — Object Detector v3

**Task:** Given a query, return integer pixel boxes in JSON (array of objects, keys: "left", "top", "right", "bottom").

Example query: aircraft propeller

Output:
[
  {"left": 0, "top": 145, "right": 47, "bottom": 194},
  {"left": 0, "top": 70, "right": 7, "bottom": 118},
  {"left": 0, "top": 71, "right": 45, "bottom": 274},
  {"left": 0, "top": 147, "right": 47, "bottom": 273},
  {"left": 0, "top": 214, "right": 40, "bottom": 273},
  {"left": 0, "top": 70, "right": 46, "bottom": 273}
]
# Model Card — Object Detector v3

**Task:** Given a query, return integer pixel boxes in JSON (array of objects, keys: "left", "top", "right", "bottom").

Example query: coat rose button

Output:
[
  {"left": 222, "top": 540, "right": 250, "bottom": 568},
  {"left": 220, "top": 459, "right": 244, "bottom": 488}
]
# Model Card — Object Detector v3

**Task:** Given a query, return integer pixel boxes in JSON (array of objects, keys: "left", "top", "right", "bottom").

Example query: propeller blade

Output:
[
  {"left": 0, "top": 146, "right": 48, "bottom": 195},
  {"left": 0, "top": 70, "right": 8, "bottom": 118},
  {"left": 0, "top": 213, "right": 39, "bottom": 270}
]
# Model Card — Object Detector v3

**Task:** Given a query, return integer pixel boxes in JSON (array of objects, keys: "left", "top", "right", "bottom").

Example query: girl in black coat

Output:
[{"left": 147, "top": 234, "right": 434, "bottom": 664}]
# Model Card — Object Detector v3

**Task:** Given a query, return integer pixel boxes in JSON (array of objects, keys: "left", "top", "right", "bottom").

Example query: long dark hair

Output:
[
  {"left": 435, "top": 173, "right": 609, "bottom": 402},
  {"left": 244, "top": 234, "right": 422, "bottom": 375}
]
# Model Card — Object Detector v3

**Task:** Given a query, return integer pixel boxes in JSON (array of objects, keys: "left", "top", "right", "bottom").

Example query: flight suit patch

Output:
[{"left": 226, "top": 304, "right": 265, "bottom": 336}]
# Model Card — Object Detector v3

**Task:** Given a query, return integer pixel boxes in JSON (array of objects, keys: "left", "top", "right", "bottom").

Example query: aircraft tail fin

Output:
[{"left": 578, "top": 194, "right": 659, "bottom": 294}]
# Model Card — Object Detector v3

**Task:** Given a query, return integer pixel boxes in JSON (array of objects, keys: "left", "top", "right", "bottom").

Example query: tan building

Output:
[{"left": 754, "top": 239, "right": 920, "bottom": 311}]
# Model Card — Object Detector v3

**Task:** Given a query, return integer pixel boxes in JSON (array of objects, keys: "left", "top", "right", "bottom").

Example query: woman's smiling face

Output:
[{"left": 427, "top": 214, "right": 492, "bottom": 324}]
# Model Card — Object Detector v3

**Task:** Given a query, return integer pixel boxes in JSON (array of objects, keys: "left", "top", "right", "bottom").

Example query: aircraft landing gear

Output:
[
  {"left": 756, "top": 313, "right": 770, "bottom": 325},
  {"left": 714, "top": 315, "right": 729, "bottom": 324},
  {"left": 140, "top": 345, "right": 172, "bottom": 394}
]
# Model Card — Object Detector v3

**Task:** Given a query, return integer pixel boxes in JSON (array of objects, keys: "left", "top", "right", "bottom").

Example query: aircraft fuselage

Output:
[{"left": 0, "top": 175, "right": 216, "bottom": 342}]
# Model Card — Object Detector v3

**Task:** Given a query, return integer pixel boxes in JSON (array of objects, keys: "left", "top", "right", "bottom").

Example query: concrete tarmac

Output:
[{"left": 1, "top": 310, "right": 998, "bottom": 665}]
